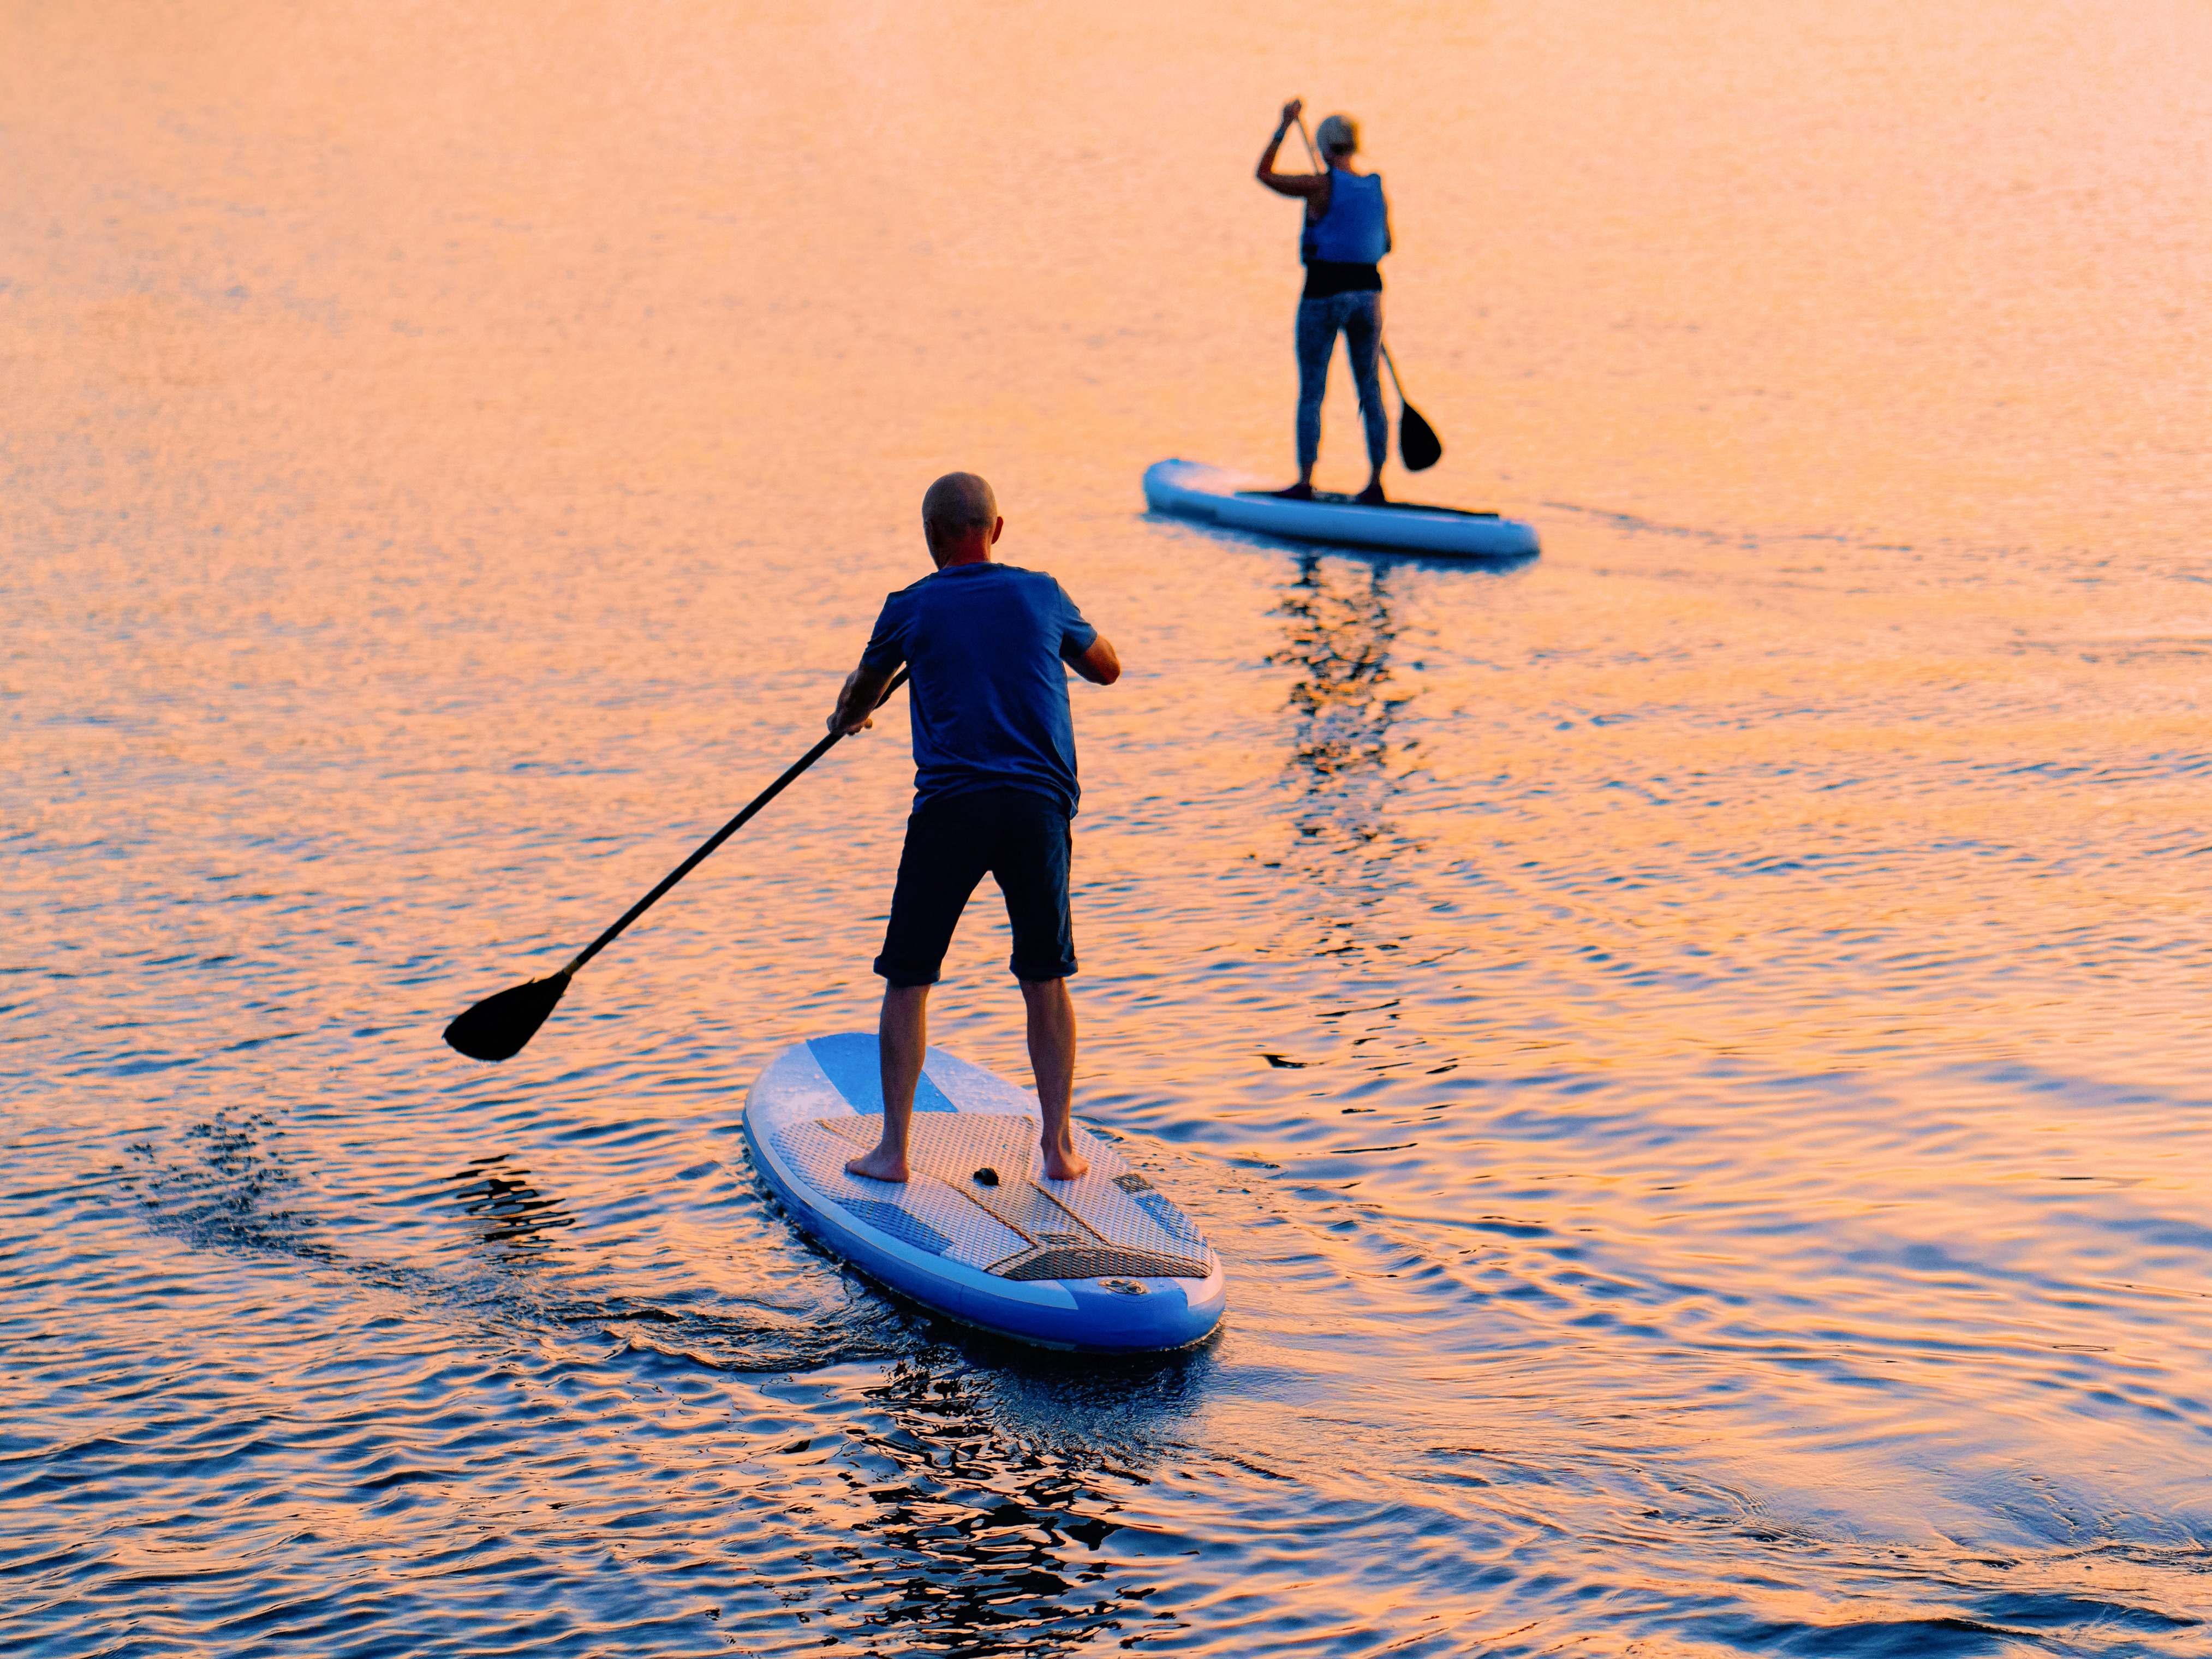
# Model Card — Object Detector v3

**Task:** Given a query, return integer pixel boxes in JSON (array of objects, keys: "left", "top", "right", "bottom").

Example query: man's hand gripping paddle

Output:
[
  {"left": 443, "top": 669, "right": 910, "bottom": 1062},
  {"left": 1295, "top": 111, "right": 1444, "bottom": 474}
]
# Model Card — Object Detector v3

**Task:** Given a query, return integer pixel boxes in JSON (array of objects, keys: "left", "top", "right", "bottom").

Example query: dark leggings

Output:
[{"left": 1296, "top": 290, "right": 1387, "bottom": 474}]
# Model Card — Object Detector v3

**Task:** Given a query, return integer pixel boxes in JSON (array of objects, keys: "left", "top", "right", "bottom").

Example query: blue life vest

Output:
[{"left": 1302, "top": 169, "right": 1390, "bottom": 265}]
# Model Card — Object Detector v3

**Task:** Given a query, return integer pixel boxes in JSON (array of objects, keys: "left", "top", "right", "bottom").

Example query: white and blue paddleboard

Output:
[
  {"left": 742, "top": 1033, "right": 1226, "bottom": 1352},
  {"left": 1144, "top": 458, "right": 1539, "bottom": 558}
]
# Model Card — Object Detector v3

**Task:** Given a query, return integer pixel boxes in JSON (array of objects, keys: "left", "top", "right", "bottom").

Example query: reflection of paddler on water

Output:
[
  {"left": 826, "top": 472, "right": 1122, "bottom": 1187},
  {"left": 1256, "top": 98, "right": 1392, "bottom": 504}
]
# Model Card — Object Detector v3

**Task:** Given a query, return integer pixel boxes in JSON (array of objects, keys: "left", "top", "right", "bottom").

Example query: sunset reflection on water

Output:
[{"left": 7, "top": 0, "right": 2211, "bottom": 1652}]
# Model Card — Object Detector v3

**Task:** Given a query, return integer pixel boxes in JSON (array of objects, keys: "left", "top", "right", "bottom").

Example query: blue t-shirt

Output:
[{"left": 858, "top": 561, "right": 1099, "bottom": 817}]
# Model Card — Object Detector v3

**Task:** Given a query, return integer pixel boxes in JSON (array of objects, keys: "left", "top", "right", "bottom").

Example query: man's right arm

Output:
[
  {"left": 832, "top": 598, "right": 906, "bottom": 735},
  {"left": 828, "top": 661, "right": 896, "bottom": 735}
]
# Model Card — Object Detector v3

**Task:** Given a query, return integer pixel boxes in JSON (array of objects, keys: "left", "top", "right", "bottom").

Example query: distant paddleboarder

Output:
[
  {"left": 1256, "top": 98, "right": 1393, "bottom": 504},
  {"left": 828, "top": 472, "right": 1122, "bottom": 1186}
]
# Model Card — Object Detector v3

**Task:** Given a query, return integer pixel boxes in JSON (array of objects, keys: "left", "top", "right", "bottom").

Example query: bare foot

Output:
[
  {"left": 1040, "top": 1141, "right": 1090, "bottom": 1182},
  {"left": 844, "top": 1146, "right": 909, "bottom": 1183}
]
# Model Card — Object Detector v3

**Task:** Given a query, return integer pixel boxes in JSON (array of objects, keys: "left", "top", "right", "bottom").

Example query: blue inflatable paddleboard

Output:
[
  {"left": 742, "top": 1034, "right": 1226, "bottom": 1352},
  {"left": 1144, "top": 458, "right": 1539, "bottom": 557}
]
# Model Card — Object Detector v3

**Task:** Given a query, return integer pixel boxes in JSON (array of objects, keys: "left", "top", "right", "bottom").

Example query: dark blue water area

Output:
[{"left": 9, "top": 910, "right": 2212, "bottom": 1657}]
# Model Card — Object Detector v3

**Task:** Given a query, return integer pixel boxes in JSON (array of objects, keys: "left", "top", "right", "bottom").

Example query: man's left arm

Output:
[
  {"left": 1054, "top": 582, "right": 1120, "bottom": 686},
  {"left": 1067, "top": 635, "right": 1119, "bottom": 685},
  {"left": 1057, "top": 584, "right": 1123, "bottom": 690}
]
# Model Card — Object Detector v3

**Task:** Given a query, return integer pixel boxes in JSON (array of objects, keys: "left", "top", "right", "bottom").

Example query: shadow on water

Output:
[
  {"left": 439, "top": 1151, "right": 577, "bottom": 1251},
  {"left": 755, "top": 1350, "right": 1191, "bottom": 1657}
]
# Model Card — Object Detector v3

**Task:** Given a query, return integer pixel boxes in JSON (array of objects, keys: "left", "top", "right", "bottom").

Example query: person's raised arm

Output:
[
  {"left": 827, "top": 660, "right": 896, "bottom": 735},
  {"left": 1068, "top": 634, "right": 1120, "bottom": 686},
  {"left": 1256, "top": 98, "right": 1326, "bottom": 201}
]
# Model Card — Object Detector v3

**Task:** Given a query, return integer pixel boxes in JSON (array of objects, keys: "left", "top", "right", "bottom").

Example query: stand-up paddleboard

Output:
[
  {"left": 742, "top": 1034, "right": 1226, "bottom": 1352},
  {"left": 1144, "top": 458, "right": 1539, "bottom": 558}
]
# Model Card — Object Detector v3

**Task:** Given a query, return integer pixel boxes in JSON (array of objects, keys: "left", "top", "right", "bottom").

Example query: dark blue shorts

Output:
[{"left": 874, "top": 787, "right": 1077, "bottom": 987}]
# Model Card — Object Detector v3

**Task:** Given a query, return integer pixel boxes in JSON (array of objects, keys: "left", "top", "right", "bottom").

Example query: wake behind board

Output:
[
  {"left": 1144, "top": 458, "right": 1539, "bottom": 558},
  {"left": 742, "top": 1034, "right": 1226, "bottom": 1352}
]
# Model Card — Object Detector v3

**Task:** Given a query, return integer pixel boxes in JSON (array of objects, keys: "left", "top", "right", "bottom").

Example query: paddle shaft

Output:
[
  {"left": 557, "top": 667, "right": 909, "bottom": 978},
  {"left": 1292, "top": 112, "right": 1415, "bottom": 404}
]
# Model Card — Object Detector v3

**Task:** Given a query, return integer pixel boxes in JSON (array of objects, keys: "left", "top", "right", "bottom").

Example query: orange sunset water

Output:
[{"left": 6, "top": 1, "right": 2211, "bottom": 1652}]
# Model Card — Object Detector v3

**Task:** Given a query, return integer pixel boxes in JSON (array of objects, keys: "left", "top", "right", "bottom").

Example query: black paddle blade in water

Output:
[
  {"left": 1399, "top": 403, "right": 1443, "bottom": 472},
  {"left": 443, "top": 971, "right": 572, "bottom": 1062}
]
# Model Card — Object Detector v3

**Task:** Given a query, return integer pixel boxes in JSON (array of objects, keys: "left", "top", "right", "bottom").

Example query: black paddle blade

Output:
[
  {"left": 443, "top": 971, "right": 571, "bottom": 1062},
  {"left": 1399, "top": 403, "right": 1444, "bottom": 472}
]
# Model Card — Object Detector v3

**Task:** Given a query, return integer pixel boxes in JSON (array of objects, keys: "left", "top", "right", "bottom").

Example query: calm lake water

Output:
[{"left": 7, "top": 2, "right": 2211, "bottom": 1652}]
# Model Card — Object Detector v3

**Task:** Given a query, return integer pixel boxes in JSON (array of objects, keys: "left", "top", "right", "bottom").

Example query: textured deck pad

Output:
[
  {"left": 817, "top": 1111, "right": 1046, "bottom": 1186},
  {"left": 770, "top": 1118, "right": 1030, "bottom": 1270},
  {"left": 780, "top": 1111, "right": 1210, "bottom": 1279},
  {"left": 750, "top": 1034, "right": 1217, "bottom": 1287}
]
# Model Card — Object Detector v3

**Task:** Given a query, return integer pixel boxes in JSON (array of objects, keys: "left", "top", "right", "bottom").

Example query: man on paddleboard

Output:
[
  {"left": 1256, "top": 99, "right": 1392, "bottom": 504},
  {"left": 828, "top": 472, "right": 1121, "bottom": 1186}
]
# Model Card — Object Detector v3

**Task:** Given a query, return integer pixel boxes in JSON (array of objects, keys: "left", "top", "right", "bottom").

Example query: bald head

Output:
[{"left": 922, "top": 472, "right": 999, "bottom": 560}]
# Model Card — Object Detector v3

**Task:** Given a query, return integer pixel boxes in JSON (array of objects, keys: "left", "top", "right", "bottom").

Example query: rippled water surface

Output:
[{"left": 8, "top": 2, "right": 2212, "bottom": 1652}]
